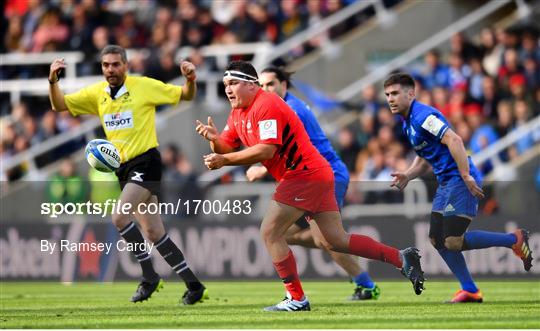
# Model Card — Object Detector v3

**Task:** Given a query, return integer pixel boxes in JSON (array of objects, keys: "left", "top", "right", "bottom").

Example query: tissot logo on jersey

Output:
[{"left": 103, "top": 111, "right": 134, "bottom": 131}]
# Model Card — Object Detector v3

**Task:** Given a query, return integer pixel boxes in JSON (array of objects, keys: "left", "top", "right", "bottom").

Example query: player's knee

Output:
[
  {"left": 260, "top": 226, "right": 279, "bottom": 244},
  {"left": 143, "top": 227, "right": 162, "bottom": 243},
  {"left": 442, "top": 215, "right": 470, "bottom": 251},
  {"left": 444, "top": 236, "right": 464, "bottom": 251},
  {"left": 320, "top": 235, "right": 348, "bottom": 252},
  {"left": 111, "top": 212, "right": 130, "bottom": 230}
]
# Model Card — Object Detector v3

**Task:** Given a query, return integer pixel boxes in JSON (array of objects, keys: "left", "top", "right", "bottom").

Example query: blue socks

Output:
[
  {"left": 354, "top": 271, "right": 375, "bottom": 289},
  {"left": 463, "top": 231, "right": 517, "bottom": 250},
  {"left": 438, "top": 248, "right": 478, "bottom": 293}
]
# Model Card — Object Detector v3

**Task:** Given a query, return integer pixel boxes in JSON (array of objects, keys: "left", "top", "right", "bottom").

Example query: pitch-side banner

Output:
[{"left": 1, "top": 216, "right": 538, "bottom": 281}]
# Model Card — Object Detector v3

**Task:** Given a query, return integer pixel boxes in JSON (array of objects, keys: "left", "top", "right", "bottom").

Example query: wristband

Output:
[{"left": 48, "top": 77, "right": 59, "bottom": 84}]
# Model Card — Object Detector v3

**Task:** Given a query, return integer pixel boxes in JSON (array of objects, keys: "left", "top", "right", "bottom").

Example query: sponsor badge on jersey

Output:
[
  {"left": 103, "top": 111, "right": 134, "bottom": 131},
  {"left": 421, "top": 114, "right": 445, "bottom": 137},
  {"left": 259, "top": 119, "right": 277, "bottom": 140}
]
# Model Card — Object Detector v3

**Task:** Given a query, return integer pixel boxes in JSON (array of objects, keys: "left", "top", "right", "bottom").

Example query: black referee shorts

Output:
[{"left": 115, "top": 148, "right": 162, "bottom": 196}]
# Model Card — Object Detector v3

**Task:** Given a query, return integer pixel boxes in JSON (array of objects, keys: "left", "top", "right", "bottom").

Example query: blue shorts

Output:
[{"left": 432, "top": 177, "right": 480, "bottom": 218}]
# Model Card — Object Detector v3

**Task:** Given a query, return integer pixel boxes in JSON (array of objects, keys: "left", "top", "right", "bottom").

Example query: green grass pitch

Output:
[{"left": 1, "top": 280, "right": 539, "bottom": 329}]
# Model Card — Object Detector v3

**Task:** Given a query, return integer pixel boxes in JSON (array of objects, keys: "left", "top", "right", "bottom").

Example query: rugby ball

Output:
[{"left": 85, "top": 139, "right": 121, "bottom": 172}]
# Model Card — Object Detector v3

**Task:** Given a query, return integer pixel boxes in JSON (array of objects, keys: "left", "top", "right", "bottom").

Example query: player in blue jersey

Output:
[
  {"left": 246, "top": 66, "right": 381, "bottom": 301},
  {"left": 384, "top": 73, "right": 533, "bottom": 303}
]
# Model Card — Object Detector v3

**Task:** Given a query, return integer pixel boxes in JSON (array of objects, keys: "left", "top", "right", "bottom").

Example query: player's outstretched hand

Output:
[
  {"left": 195, "top": 116, "right": 218, "bottom": 141},
  {"left": 462, "top": 174, "right": 485, "bottom": 199},
  {"left": 246, "top": 165, "right": 267, "bottom": 182},
  {"left": 204, "top": 153, "right": 226, "bottom": 170},
  {"left": 391, "top": 172, "right": 410, "bottom": 191},
  {"left": 49, "top": 58, "right": 66, "bottom": 83},
  {"left": 180, "top": 60, "right": 196, "bottom": 81}
]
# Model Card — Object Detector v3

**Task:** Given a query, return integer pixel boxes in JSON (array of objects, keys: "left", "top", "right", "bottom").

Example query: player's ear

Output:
[{"left": 408, "top": 87, "right": 415, "bottom": 99}]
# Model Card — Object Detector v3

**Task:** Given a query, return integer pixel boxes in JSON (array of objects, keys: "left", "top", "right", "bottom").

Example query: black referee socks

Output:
[
  {"left": 155, "top": 234, "right": 203, "bottom": 291},
  {"left": 118, "top": 221, "right": 160, "bottom": 282}
]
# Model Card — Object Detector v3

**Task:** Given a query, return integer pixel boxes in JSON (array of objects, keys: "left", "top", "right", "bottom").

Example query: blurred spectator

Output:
[
  {"left": 481, "top": 76, "right": 502, "bottom": 121},
  {"left": 519, "top": 29, "right": 540, "bottom": 63},
  {"left": 495, "top": 101, "right": 513, "bottom": 137},
  {"left": 468, "top": 57, "right": 486, "bottom": 102},
  {"left": 145, "top": 45, "right": 179, "bottom": 82},
  {"left": 67, "top": 5, "right": 93, "bottom": 56},
  {"left": 37, "top": 111, "right": 60, "bottom": 141},
  {"left": 161, "top": 143, "right": 202, "bottom": 216},
  {"left": 523, "top": 55, "right": 540, "bottom": 90},
  {"left": 4, "top": 15, "right": 24, "bottom": 52},
  {"left": 498, "top": 48, "right": 524, "bottom": 92},
  {"left": 450, "top": 32, "right": 481, "bottom": 63},
  {"left": 422, "top": 49, "right": 450, "bottom": 90},
  {"left": 337, "top": 127, "right": 362, "bottom": 173},
  {"left": 508, "top": 74, "right": 530, "bottom": 103},
  {"left": 480, "top": 28, "right": 503, "bottom": 77},
  {"left": 277, "top": 0, "right": 307, "bottom": 43},
  {"left": 226, "top": 0, "right": 259, "bottom": 43},
  {"left": 113, "top": 10, "right": 147, "bottom": 49},
  {"left": 361, "top": 84, "right": 380, "bottom": 116},
  {"left": 455, "top": 120, "right": 472, "bottom": 148},
  {"left": 31, "top": 7, "right": 69, "bottom": 52},
  {"left": 45, "top": 158, "right": 88, "bottom": 204},
  {"left": 468, "top": 108, "right": 498, "bottom": 174},
  {"left": 513, "top": 99, "right": 535, "bottom": 156},
  {"left": 448, "top": 52, "right": 470, "bottom": 89}
]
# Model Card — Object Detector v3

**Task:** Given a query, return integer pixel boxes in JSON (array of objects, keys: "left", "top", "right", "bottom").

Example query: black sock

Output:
[
  {"left": 155, "top": 234, "right": 202, "bottom": 291},
  {"left": 119, "top": 222, "right": 159, "bottom": 282}
]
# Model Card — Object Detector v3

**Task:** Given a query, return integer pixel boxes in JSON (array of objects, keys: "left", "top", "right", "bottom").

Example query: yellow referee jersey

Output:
[{"left": 64, "top": 76, "right": 182, "bottom": 163}]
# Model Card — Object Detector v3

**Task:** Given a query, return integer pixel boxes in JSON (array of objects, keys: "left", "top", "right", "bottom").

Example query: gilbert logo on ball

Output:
[{"left": 85, "top": 139, "right": 121, "bottom": 172}]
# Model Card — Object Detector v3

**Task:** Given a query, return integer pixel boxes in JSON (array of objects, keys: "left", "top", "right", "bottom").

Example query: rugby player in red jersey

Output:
[{"left": 195, "top": 61, "right": 425, "bottom": 311}]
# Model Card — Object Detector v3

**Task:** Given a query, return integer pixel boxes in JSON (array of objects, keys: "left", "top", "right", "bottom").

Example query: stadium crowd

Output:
[
  {"left": 338, "top": 26, "right": 540, "bottom": 205},
  {"left": 2, "top": 0, "right": 377, "bottom": 80},
  {"left": 1, "top": 0, "right": 391, "bottom": 181},
  {"left": 1, "top": 1, "right": 538, "bottom": 199}
]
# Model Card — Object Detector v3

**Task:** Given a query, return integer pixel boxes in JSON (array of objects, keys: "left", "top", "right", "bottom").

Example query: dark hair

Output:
[
  {"left": 426, "top": 49, "right": 440, "bottom": 58},
  {"left": 261, "top": 66, "right": 294, "bottom": 88},
  {"left": 100, "top": 45, "right": 128, "bottom": 63},
  {"left": 225, "top": 61, "right": 258, "bottom": 80},
  {"left": 383, "top": 73, "right": 415, "bottom": 89}
]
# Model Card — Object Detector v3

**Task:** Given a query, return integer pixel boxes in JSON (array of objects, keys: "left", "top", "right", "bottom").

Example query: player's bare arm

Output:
[
  {"left": 391, "top": 156, "right": 430, "bottom": 191},
  {"left": 48, "top": 58, "right": 69, "bottom": 112},
  {"left": 204, "top": 144, "right": 277, "bottom": 170},
  {"left": 195, "top": 116, "right": 235, "bottom": 154},
  {"left": 441, "top": 128, "right": 485, "bottom": 199},
  {"left": 246, "top": 165, "right": 268, "bottom": 181},
  {"left": 180, "top": 60, "right": 197, "bottom": 101}
]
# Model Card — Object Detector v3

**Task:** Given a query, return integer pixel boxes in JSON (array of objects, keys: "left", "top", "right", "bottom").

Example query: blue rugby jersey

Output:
[
  {"left": 402, "top": 100, "right": 481, "bottom": 183},
  {"left": 284, "top": 92, "right": 350, "bottom": 183}
]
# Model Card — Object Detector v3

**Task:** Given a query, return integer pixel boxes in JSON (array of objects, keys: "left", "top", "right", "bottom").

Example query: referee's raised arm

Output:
[
  {"left": 48, "top": 58, "right": 69, "bottom": 112},
  {"left": 179, "top": 60, "right": 197, "bottom": 101}
]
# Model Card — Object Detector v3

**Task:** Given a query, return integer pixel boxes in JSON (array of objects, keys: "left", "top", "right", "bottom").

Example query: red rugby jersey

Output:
[{"left": 220, "top": 89, "right": 329, "bottom": 181}]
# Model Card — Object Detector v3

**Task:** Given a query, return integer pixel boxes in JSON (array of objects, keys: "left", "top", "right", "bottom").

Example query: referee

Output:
[{"left": 48, "top": 45, "right": 207, "bottom": 305}]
